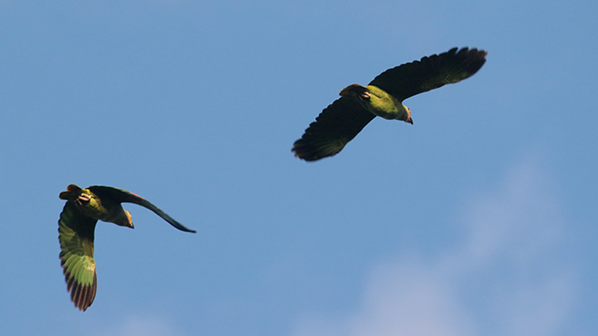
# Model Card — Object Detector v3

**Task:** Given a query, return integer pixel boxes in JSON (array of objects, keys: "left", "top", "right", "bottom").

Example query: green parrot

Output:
[
  {"left": 292, "top": 47, "right": 487, "bottom": 161},
  {"left": 57, "top": 184, "right": 195, "bottom": 311}
]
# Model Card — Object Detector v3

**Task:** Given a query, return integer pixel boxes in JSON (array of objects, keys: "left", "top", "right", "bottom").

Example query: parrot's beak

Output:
[{"left": 405, "top": 117, "right": 413, "bottom": 124}]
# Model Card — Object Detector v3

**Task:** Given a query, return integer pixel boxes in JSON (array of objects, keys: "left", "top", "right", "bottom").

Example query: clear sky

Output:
[{"left": 1, "top": 0, "right": 597, "bottom": 335}]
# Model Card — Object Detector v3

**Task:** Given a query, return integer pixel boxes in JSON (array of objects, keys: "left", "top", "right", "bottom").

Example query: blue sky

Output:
[{"left": 1, "top": 0, "right": 597, "bottom": 335}]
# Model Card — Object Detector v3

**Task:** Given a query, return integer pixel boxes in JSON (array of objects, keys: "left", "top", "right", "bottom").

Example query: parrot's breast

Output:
[{"left": 364, "top": 85, "right": 408, "bottom": 121}]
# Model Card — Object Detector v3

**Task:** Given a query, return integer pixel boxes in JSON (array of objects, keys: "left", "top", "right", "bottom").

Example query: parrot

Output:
[
  {"left": 292, "top": 47, "right": 487, "bottom": 161},
  {"left": 57, "top": 184, "right": 195, "bottom": 311}
]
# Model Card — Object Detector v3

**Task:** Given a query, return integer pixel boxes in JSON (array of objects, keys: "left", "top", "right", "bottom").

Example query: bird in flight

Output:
[
  {"left": 292, "top": 47, "right": 487, "bottom": 161},
  {"left": 57, "top": 184, "right": 195, "bottom": 311}
]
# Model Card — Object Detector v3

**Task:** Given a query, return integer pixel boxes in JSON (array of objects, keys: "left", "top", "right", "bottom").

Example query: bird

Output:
[
  {"left": 292, "top": 47, "right": 487, "bottom": 161},
  {"left": 57, "top": 184, "right": 195, "bottom": 311}
]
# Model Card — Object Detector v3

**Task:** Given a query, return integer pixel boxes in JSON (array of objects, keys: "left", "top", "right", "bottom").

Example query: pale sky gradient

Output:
[
  {"left": 292, "top": 158, "right": 576, "bottom": 336},
  {"left": 1, "top": 1, "right": 597, "bottom": 335}
]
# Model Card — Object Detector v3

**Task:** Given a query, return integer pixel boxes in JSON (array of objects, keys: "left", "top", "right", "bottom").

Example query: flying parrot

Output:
[
  {"left": 292, "top": 47, "right": 487, "bottom": 161},
  {"left": 57, "top": 184, "right": 195, "bottom": 311}
]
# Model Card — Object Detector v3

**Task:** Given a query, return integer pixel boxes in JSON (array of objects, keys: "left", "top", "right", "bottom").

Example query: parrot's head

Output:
[{"left": 113, "top": 209, "right": 134, "bottom": 229}]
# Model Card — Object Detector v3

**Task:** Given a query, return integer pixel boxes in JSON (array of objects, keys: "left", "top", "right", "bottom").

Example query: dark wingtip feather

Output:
[
  {"left": 63, "top": 270, "right": 97, "bottom": 311},
  {"left": 425, "top": 47, "right": 487, "bottom": 78},
  {"left": 291, "top": 140, "right": 316, "bottom": 161},
  {"left": 454, "top": 47, "right": 487, "bottom": 79},
  {"left": 291, "top": 139, "right": 342, "bottom": 162}
]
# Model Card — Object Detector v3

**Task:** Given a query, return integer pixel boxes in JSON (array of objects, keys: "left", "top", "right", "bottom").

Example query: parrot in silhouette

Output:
[
  {"left": 292, "top": 47, "right": 487, "bottom": 161},
  {"left": 57, "top": 184, "right": 195, "bottom": 311}
]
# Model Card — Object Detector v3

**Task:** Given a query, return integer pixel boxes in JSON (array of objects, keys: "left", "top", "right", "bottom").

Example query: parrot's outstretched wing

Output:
[
  {"left": 292, "top": 97, "right": 375, "bottom": 161},
  {"left": 88, "top": 186, "right": 196, "bottom": 233},
  {"left": 58, "top": 201, "right": 98, "bottom": 311},
  {"left": 369, "top": 47, "right": 487, "bottom": 102}
]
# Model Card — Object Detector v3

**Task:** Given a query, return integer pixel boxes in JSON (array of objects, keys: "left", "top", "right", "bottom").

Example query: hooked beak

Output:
[
  {"left": 124, "top": 211, "right": 134, "bottom": 229},
  {"left": 405, "top": 117, "right": 413, "bottom": 124}
]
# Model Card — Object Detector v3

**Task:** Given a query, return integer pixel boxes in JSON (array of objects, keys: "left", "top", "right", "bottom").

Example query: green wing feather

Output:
[
  {"left": 58, "top": 201, "right": 98, "bottom": 311},
  {"left": 369, "top": 47, "right": 487, "bottom": 102},
  {"left": 87, "top": 186, "right": 196, "bottom": 233},
  {"left": 292, "top": 97, "right": 375, "bottom": 161}
]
